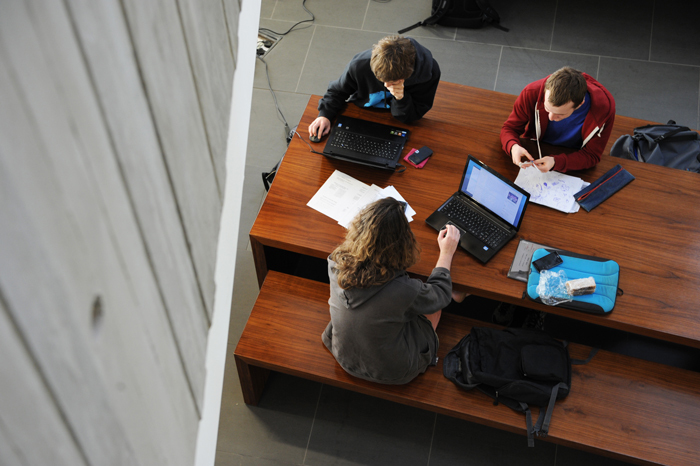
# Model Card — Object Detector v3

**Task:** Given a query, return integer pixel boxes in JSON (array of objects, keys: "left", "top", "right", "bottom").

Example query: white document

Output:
[
  {"left": 336, "top": 184, "right": 384, "bottom": 228},
  {"left": 308, "top": 171, "right": 414, "bottom": 228},
  {"left": 307, "top": 170, "right": 373, "bottom": 222},
  {"left": 515, "top": 165, "right": 586, "bottom": 213}
]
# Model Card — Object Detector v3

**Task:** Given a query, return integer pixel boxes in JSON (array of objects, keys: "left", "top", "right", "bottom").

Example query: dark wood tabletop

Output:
[{"left": 250, "top": 82, "right": 700, "bottom": 349}]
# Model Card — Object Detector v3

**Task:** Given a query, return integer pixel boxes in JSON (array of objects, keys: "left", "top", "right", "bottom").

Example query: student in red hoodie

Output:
[{"left": 501, "top": 67, "right": 616, "bottom": 173}]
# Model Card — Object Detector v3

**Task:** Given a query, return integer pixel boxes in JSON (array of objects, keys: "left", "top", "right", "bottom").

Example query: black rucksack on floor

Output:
[
  {"left": 443, "top": 327, "right": 596, "bottom": 446},
  {"left": 610, "top": 121, "right": 700, "bottom": 173},
  {"left": 399, "top": 0, "right": 508, "bottom": 34}
]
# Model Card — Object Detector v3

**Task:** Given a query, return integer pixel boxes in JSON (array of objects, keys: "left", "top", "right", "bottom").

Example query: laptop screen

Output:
[{"left": 459, "top": 157, "right": 528, "bottom": 228}]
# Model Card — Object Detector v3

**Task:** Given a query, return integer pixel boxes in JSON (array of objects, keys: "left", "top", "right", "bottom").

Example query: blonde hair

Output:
[
  {"left": 369, "top": 35, "right": 416, "bottom": 83},
  {"left": 545, "top": 66, "right": 587, "bottom": 107},
  {"left": 330, "top": 198, "right": 420, "bottom": 289}
]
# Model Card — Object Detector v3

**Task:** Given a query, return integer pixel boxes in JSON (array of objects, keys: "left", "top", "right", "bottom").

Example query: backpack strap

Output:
[
  {"left": 654, "top": 126, "right": 692, "bottom": 142},
  {"left": 398, "top": 0, "right": 451, "bottom": 34},
  {"left": 571, "top": 347, "right": 598, "bottom": 365},
  {"left": 536, "top": 382, "right": 568, "bottom": 437},
  {"left": 519, "top": 402, "right": 536, "bottom": 447}
]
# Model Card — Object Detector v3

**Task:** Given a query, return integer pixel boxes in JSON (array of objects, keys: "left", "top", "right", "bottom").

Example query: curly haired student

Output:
[{"left": 322, "top": 198, "right": 462, "bottom": 385}]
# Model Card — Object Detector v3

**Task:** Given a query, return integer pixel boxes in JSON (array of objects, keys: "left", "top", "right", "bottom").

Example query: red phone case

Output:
[{"left": 404, "top": 148, "right": 430, "bottom": 168}]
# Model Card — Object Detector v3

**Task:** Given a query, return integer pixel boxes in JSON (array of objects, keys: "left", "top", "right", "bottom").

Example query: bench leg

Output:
[{"left": 234, "top": 355, "right": 270, "bottom": 406}]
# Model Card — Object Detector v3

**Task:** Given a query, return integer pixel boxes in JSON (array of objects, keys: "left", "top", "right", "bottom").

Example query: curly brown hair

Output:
[
  {"left": 369, "top": 35, "right": 416, "bottom": 83},
  {"left": 330, "top": 198, "right": 420, "bottom": 289}
]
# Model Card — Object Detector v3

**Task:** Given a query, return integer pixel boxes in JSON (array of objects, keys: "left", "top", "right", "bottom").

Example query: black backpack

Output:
[
  {"left": 443, "top": 327, "right": 596, "bottom": 446},
  {"left": 610, "top": 121, "right": 700, "bottom": 173},
  {"left": 399, "top": 0, "right": 507, "bottom": 34}
]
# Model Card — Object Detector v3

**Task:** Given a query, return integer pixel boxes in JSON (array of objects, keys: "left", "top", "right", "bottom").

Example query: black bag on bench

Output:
[{"left": 443, "top": 327, "right": 596, "bottom": 446}]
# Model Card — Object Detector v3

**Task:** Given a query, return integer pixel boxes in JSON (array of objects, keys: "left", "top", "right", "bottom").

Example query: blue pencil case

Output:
[{"left": 526, "top": 248, "right": 621, "bottom": 314}]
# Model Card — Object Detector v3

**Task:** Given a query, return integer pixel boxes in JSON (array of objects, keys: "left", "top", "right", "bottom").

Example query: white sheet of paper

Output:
[
  {"left": 308, "top": 171, "right": 415, "bottom": 228},
  {"left": 336, "top": 184, "right": 384, "bottom": 228},
  {"left": 381, "top": 185, "right": 416, "bottom": 219},
  {"left": 307, "top": 170, "right": 371, "bottom": 222},
  {"left": 515, "top": 166, "right": 584, "bottom": 213}
]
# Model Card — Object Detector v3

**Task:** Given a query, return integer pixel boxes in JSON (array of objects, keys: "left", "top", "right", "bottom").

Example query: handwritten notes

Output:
[{"left": 515, "top": 166, "right": 589, "bottom": 213}]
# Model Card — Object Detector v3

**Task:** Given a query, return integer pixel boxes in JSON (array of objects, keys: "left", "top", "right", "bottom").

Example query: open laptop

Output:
[
  {"left": 426, "top": 155, "right": 530, "bottom": 263},
  {"left": 321, "top": 115, "right": 410, "bottom": 170}
]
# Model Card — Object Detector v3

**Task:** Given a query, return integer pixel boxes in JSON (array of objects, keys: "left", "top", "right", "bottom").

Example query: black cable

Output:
[
  {"left": 258, "top": 0, "right": 315, "bottom": 36},
  {"left": 294, "top": 131, "right": 324, "bottom": 154},
  {"left": 257, "top": 55, "right": 290, "bottom": 135}
]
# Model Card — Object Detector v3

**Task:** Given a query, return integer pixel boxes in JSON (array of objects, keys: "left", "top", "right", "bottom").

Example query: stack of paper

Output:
[
  {"left": 514, "top": 165, "right": 590, "bottom": 214},
  {"left": 307, "top": 170, "right": 415, "bottom": 228}
]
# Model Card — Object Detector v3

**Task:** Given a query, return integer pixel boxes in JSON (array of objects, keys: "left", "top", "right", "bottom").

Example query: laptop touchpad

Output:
[{"left": 444, "top": 221, "right": 465, "bottom": 237}]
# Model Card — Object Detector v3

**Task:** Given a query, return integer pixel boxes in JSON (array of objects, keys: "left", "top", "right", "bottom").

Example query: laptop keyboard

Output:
[
  {"left": 441, "top": 197, "right": 510, "bottom": 248},
  {"left": 328, "top": 132, "right": 402, "bottom": 160}
]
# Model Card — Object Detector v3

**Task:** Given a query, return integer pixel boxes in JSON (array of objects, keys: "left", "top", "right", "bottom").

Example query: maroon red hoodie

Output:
[{"left": 500, "top": 73, "right": 616, "bottom": 173}]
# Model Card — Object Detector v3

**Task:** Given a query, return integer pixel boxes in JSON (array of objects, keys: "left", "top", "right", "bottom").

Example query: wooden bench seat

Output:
[{"left": 234, "top": 271, "right": 700, "bottom": 466}]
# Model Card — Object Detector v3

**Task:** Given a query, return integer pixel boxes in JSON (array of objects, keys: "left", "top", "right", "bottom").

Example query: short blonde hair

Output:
[
  {"left": 369, "top": 35, "right": 416, "bottom": 83},
  {"left": 545, "top": 67, "right": 587, "bottom": 107}
]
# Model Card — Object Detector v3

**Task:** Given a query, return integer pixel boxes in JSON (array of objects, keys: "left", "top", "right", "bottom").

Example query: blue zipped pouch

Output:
[{"left": 574, "top": 164, "right": 635, "bottom": 212}]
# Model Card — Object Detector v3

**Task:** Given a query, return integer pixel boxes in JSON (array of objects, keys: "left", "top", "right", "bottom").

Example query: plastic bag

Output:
[{"left": 536, "top": 270, "right": 573, "bottom": 306}]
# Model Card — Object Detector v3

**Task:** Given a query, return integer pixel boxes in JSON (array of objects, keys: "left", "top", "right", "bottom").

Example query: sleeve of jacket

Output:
[
  {"left": 317, "top": 62, "right": 360, "bottom": 121},
  {"left": 551, "top": 111, "right": 616, "bottom": 172},
  {"left": 391, "top": 59, "right": 441, "bottom": 123},
  {"left": 406, "top": 267, "right": 452, "bottom": 316},
  {"left": 500, "top": 88, "right": 537, "bottom": 157}
]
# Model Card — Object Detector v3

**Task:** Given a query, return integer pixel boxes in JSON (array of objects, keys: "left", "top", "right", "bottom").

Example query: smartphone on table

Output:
[{"left": 405, "top": 146, "right": 433, "bottom": 168}]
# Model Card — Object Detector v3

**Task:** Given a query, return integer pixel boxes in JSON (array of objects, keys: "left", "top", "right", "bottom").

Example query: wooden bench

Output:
[{"left": 235, "top": 271, "right": 700, "bottom": 466}]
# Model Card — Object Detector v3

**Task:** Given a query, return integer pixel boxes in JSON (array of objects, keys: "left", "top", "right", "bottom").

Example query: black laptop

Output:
[
  {"left": 426, "top": 155, "right": 530, "bottom": 263},
  {"left": 322, "top": 115, "right": 410, "bottom": 170}
]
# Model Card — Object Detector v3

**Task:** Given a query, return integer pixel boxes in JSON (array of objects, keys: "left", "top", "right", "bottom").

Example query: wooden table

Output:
[{"left": 250, "top": 82, "right": 700, "bottom": 349}]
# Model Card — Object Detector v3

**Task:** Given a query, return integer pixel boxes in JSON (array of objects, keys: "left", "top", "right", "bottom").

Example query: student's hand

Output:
[
  {"left": 384, "top": 80, "right": 405, "bottom": 101},
  {"left": 308, "top": 117, "right": 331, "bottom": 139},
  {"left": 436, "top": 224, "right": 460, "bottom": 269},
  {"left": 533, "top": 156, "right": 555, "bottom": 172},
  {"left": 511, "top": 144, "right": 534, "bottom": 167}
]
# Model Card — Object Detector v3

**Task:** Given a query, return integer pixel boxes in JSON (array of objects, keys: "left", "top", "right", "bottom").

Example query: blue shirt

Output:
[{"left": 543, "top": 92, "right": 591, "bottom": 148}]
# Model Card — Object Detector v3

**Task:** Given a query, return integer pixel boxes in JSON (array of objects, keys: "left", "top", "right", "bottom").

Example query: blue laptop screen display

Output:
[{"left": 460, "top": 159, "right": 527, "bottom": 227}]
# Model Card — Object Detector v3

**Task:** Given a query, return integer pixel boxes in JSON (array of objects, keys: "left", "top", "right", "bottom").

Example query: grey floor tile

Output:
[
  {"left": 228, "top": 250, "right": 260, "bottom": 345},
  {"left": 420, "top": 38, "right": 502, "bottom": 89},
  {"left": 255, "top": 20, "right": 315, "bottom": 93},
  {"left": 219, "top": 343, "right": 245, "bottom": 408},
  {"left": 552, "top": 0, "right": 654, "bottom": 60},
  {"left": 495, "top": 47, "right": 601, "bottom": 96},
  {"left": 237, "top": 167, "right": 267, "bottom": 251},
  {"left": 555, "top": 445, "right": 632, "bottom": 465},
  {"left": 247, "top": 88, "right": 311, "bottom": 171},
  {"left": 272, "top": 0, "right": 369, "bottom": 30},
  {"left": 217, "top": 372, "right": 321, "bottom": 464},
  {"left": 429, "top": 414, "right": 556, "bottom": 465},
  {"left": 305, "top": 385, "right": 434, "bottom": 466},
  {"left": 296, "top": 27, "right": 386, "bottom": 96},
  {"left": 455, "top": 0, "right": 557, "bottom": 50},
  {"left": 650, "top": 0, "right": 700, "bottom": 66},
  {"left": 364, "top": 0, "right": 456, "bottom": 40},
  {"left": 259, "top": 0, "right": 277, "bottom": 20},
  {"left": 215, "top": 450, "right": 243, "bottom": 466},
  {"left": 599, "top": 58, "right": 700, "bottom": 127}
]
